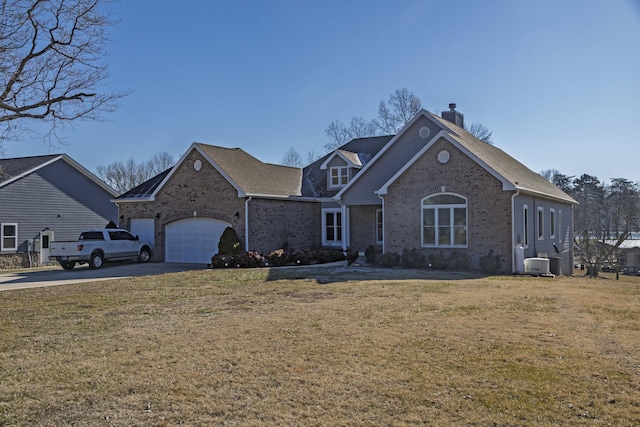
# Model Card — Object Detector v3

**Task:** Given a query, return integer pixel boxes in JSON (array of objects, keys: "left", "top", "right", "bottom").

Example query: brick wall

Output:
[
  {"left": 117, "top": 149, "right": 323, "bottom": 259},
  {"left": 349, "top": 205, "right": 380, "bottom": 253},
  {"left": 248, "top": 198, "right": 321, "bottom": 253},
  {"left": 118, "top": 149, "right": 245, "bottom": 261},
  {"left": 384, "top": 137, "right": 512, "bottom": 272}
]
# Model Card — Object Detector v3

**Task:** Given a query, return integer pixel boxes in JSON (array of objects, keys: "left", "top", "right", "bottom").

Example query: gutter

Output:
[
  {"left": 511, "top": 190, "right": 520, "bottom": 273},
  {"left": 378, "top": 192, "right": 385, "bottom": 253},
  {"left": 244, "top": 196, "right": 252, "bottom": 250}
]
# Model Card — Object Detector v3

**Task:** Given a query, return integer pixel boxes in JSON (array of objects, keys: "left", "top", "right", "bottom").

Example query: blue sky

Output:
[{"left": 5, "top": 0, "right": 640, "bottom": 183}]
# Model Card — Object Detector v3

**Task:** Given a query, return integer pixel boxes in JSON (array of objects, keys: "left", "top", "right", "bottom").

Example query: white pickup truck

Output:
[{"left": 49, "top": 229, "right": 152, "bottom": 270}]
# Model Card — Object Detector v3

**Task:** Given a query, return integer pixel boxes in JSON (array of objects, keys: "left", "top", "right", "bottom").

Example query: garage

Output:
[{"left": 165, "top": 218, "right": 231, "bottom": 264}]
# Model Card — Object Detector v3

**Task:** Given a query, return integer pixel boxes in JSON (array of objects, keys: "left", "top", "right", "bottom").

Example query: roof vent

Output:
[{"left": 441, "top": 103, "right": 464, "bottom": 128}]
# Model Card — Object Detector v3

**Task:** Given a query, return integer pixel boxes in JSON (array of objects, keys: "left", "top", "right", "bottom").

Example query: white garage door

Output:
[{"left": 165, "top": 218, "right": 231, "bottom": 264}]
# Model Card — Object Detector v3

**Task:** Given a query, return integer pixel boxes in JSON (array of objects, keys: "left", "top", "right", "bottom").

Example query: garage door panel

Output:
[{"left": 165, "top": 218, "right": 231, "bottom": 263}]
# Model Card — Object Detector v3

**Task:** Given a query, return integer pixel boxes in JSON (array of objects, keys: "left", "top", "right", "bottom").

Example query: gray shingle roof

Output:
[
  {"left": 197, "top": 144, "right": 302, "bottom": 197},
  {"left": 115, "top": 168, "right": 172, "bottom": 199},
  {"left": 117, "top": 144, "right": 303, "bottom": 200},
  {"left": 0, "top": 155, "right": 60, "bottom": 185},
  {"left": 428, "top": 112, "right": 577, "bottom": 204}
]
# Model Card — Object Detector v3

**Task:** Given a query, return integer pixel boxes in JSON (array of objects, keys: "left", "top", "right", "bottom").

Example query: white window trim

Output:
[
  {"left": 523, "top": 205, "right": 529, "bottom": 248},
  {"left": 322, "top": 208, "right": 343, "bottom": 246},
  {"left": 537, "top": 207, "right": 544, "bottom": 240},
  {"left": 421, "top": 194, "right": 468, "bottom": 248},
  {"left": 550, "top": 208, "right": 556, "bottom": 239},
  {"left": 1, "top": 223, "right": 18, "bottom": 251},
  {"left": 376, "top": 208, "right": 383, "bottom": 244},
  {"left": 328, "top": 166, "right": 349, "bottom": 189}
]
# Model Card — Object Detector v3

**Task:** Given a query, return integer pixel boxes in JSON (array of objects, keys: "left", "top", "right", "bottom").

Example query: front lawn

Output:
[{"left": 1, "top": 267, "right": 639, "bottom": 426}]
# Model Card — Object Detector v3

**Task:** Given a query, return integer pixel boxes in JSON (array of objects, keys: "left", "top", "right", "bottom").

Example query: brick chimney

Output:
[{"left": 441, "top": 103, "right": 464, "bottom": 128}]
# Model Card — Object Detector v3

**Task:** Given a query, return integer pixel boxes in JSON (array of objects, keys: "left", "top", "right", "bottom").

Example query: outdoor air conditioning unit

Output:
[{"left": 524, "top": 257, "right": 550, "bottom": 275}]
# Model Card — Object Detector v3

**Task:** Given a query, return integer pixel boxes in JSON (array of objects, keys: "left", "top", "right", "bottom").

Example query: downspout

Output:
[
  {"left": 336, "top": 199, "right": 348, "bottom": 252},
  {"left": 378, "top": 193, "right": 385, "bottom": 254},
  {"left": 244, "top": 196, "right": 252, "bottom": 251},
  {"left": 511, "top": 190, "right": 520, "bottom": 273}
]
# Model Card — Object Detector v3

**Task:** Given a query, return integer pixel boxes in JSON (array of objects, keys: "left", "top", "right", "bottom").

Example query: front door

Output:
[{"left": 39, "top": 230, "right": 54, "bottom": 265}]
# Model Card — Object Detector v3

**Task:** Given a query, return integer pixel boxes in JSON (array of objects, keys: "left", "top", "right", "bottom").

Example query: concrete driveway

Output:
[{"left": 0, "top": 262, "right": 205, "bottom": 291}]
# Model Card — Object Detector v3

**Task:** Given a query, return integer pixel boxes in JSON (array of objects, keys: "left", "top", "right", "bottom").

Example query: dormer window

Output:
[
  {"left": 330, "top": 166, "right": 349, "bottom": 188},
  {"left": 320, "top": 149, "right": 362, "bottom": 190}
]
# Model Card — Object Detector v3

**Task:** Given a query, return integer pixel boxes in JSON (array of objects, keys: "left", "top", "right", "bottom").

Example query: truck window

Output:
[
  {"left": 119, "top": 231, "right": 136, "bottom": 240},
  {"left": 80, "top": 231, "right": 105, "bottom": 240},
  {"left": 108, "top": 231, "right": 119, "bottom": 240}
]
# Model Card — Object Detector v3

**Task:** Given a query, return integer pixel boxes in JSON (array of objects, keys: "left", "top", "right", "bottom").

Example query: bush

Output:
[
  {"left": 402, "top": 248, "right": 427, "bottom": 268},
  {"left": 234, "top": 251, "right": 266, "bottom": 268},
  {"left": 376, "top": 252, "right": 401, "bottom": 267},
  {"left": 346, "top": 248, "right": 359, "bottom": 265},
  {"left": 267, "top": 249, "right": 290, "bottom": 267},
  {"left": 291, "top": 250, "right": 313, "bottom": 265},
  {"left": 211, "top": 254, "right": 234, "bottom": 268},
  {"left": 313, "top": 248, "right": 345, "bottom": 264},
  {"left": 428, "top": 251, "right": 448, "bottom": 269},
  {"left": 365, "top": 245, "right": 381, "bottom": 264},
  {"left": 447, "top": 250, "right": 471, "bottom": 270},
  {"left": 479, "top": 250, "right": 501, "bottom": 273},
  {"left": 218, "top": 227, "right": 243, "bottom": 256}
]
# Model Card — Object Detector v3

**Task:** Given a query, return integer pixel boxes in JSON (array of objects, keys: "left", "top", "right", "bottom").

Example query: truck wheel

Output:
[
  {"left": 89, "top": 253, "right": 104, "bottom": 269},
  {"left": 138, "top": 248, "right": 151, "bottom": 263},
  {"left": 61, "top": 261, "right": 75, "bottom": 271}
]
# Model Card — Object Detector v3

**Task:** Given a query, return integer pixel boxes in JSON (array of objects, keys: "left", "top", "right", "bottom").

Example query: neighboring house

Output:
[
  {"left": 0, "top": 155, "right": 118, "bottom": 269},
  {"left": 116, "top": 105, "right": 577, "bottom": 273},
  {"left": 604, "top": 239, "right": 640, "bottom": 274}
]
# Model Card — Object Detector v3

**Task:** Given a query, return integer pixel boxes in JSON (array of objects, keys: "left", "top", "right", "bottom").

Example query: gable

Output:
[
  {"left": 337, "top": 109, "right": 576, "bottom": 206},
  {"left": 134, "top": 143, "right": 302, "bottom": 201},
  {"left": 338, "top": 115, "right": 438, "bottom": 205},
  {"left": 301, "top": 135, "right": 392, "bottom": 198}
]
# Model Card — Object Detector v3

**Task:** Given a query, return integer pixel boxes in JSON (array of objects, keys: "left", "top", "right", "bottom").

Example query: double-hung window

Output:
[
  {"left": 376, "top": 209, "right": 383, "bottom": 243},
  {"left": 537, "top": 207, "right": 544, "bottom": 240},
  {"left": 1, "top": 223, "right": 18, "bottom": 251},
  {"left": 422, "top": 194, "right": 467, "bottom": 247},
  {"left": 329, "top": 166, "right": 349, "bottom": 188},
  {"left": 322, "top": 209, "right": 342, "bottom": 246},
  {"left": 550, "top": 209, "right": 556, "bottom": 239}
]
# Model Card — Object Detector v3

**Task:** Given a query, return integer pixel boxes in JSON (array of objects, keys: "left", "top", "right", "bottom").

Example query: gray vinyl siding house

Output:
[
  {"left": 0, "top": 155, "right": 118, "bottom": 269},
  {"left": 116, "top": 105, "right": 576, "bottom": 274}
]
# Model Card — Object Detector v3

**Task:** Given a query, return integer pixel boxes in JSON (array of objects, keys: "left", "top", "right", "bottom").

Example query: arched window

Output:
[{"left": 422, "top": 194, "right": 467, "bottom": 247}]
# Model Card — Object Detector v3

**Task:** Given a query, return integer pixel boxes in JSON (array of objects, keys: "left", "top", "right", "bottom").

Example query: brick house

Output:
[{"left": 115, "top": 106, "right": 577, "bottom": 273}]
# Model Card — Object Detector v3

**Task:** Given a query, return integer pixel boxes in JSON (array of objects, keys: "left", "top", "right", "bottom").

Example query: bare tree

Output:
[
  {"left": 0, "top": 0, "right": 128, "bottom": 152},
  {"left": 373, "top": 88, "right": 422, "bottom": 134},
  {"left": 465, "top": 122, "right": 493, "bottom": 144},
  {"left": 324, "top": 116, "right": 378, "bottom": 152},
  {"left": 96, "top": 151, "right": 174, "bottom": 194},
  {"left": 281, "top": 147, "right": 303, "bottom": 168}
]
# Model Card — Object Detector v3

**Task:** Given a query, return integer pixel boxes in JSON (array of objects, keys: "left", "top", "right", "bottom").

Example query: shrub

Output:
[
  {"left": 402, "top": 248, "right": 427, "bottom": 268},
  {"left": 479, "top": 250, "right": 501, "bottom": 273},
  {"left": 447, "top": 250, "right": 471, "bottom": 270},
  {"left": 428, "top": 251, "right": 448, "bottom": 269},
  {"left": 267, "top": 249, "right": 290, "bottom": 267},
  {"left": 211, "top": 254, "right": 234, "bottom": 268},
  {"left": 291, "top": 250, "right": 313, "bottom": 265},
  {"left": 346, "top": 248, "right": 359, "bottom": 265},
  {"left": 235, "top": 251, "right": 266, "bottom": 268},
  {"left": 376, "top": 252, "right": 401, "bottom": 267},
  {"left": 365, "top": 245, "right": 382, "bottom": 264},
  {"left": 313, "top": 248, "right": 345, "bottom": 264},
  {"left": 218, "top": 227, "right": 243, "bottom": 256}
]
